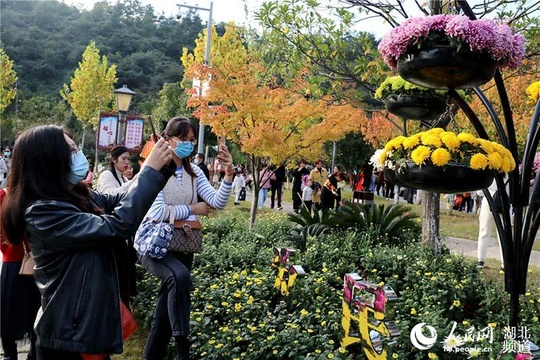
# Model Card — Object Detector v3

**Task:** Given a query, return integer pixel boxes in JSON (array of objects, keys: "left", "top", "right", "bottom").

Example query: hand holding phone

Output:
[{"left": 217, "top": 135, "right": 226, "bottom": 171}]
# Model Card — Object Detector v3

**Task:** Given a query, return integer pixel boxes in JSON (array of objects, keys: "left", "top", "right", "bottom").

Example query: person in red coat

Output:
[{"left": 0, "top": 188, "right": 40, "bottom": 360}]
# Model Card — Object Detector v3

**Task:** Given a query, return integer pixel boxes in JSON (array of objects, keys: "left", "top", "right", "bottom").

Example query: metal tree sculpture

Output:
[{"left": 447, "top": 1, "right": 540, "bottom": 330}]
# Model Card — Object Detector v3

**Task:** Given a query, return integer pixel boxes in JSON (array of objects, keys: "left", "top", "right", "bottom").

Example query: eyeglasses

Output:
[{"left": 171, "top": 136, "right": 197, "bottom": 146}]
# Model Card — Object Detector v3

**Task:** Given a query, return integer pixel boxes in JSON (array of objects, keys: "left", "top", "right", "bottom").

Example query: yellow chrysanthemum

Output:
[
  {"left": 501, "top": 156, "right": 515, "bottom": 173},
  {"left": 487, "top": 152, "right": 503, "bottom": 171},
  {"left": 385, "top": 137, "right": 405, "bottom": 151},
  {"left": 411, "top": 146, "right": 431, "bottom": 165},
  {"left": 477, "top": 138, "right": 494, "bottom": 154},
  {"left": 403, "top": 136, "right": 420, "bottom": 149},
  {"left": 421, "top": 134, "right": 442, "bottom": 147},
  {"left": 453, "top": 299, "right": 461, "bottom": 307},
  {"left": 379, "top": 149, "right": 388, "bottom": 164},
  {"left": 526, "top": 80, "right": 540, "bottom": 103},
  {"left": 457, "top": 132, "right": 476, "bottom": 143},
  {"left": 440, "top": 133, "right": 460, "bottom": 149},
  {"left": 431, "top": 148, "right": 451, "bottom": 166},
  {"left": 427, "top": 127, "right": 444, "bottom": 134},
  {"left": 470, "top": 153, "right": 489, "bottom": 170}
]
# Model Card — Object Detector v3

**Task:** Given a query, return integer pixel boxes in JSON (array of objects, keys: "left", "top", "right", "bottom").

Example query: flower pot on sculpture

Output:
[
  {"left": 378, "top": 15, "right": 526, "bottom": 90},
  {"left": 380, "top": 128, "right": 516, "bottom": 193},
  {"left": 397, "top": 46, "right": 497, "bottom": 89},
  {"left": 385, "top": 94, "right": 448, "bottom": 120},
  {"left": 395, "top": 162, "right": 495, "bottom": 193},
  {"left": 383, "top": 167, "right": 410, "bottom": 188}
]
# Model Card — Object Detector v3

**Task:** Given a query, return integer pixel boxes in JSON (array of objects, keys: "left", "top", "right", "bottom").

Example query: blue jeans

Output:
[
  {"left": 258, "top": 188, "right": 269, "bottom": 208},
  {"left": 139, "top": 252, "right": 193, "bottom": 360}
]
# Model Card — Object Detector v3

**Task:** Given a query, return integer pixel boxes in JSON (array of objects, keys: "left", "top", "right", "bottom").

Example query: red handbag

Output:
[{"left": 81, "top": 301, "right": 137, "bottom": 360}]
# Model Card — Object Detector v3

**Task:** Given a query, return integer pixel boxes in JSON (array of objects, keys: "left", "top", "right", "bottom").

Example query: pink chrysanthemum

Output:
[{"left": 378, "top": 14, "right": 526, "bottom": 69}]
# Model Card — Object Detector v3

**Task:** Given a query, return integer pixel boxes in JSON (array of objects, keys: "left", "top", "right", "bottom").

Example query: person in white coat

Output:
[
  {"left": 477, "top": 177, "right": 508, "bottom": 269},
  {"left": 232, "top": 168, "right": 246, "bottom": 205}
]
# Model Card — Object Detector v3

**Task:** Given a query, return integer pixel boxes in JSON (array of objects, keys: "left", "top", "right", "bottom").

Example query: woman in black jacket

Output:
[{"left": 0, "top": 125, "right": 174, "bottom": 359}]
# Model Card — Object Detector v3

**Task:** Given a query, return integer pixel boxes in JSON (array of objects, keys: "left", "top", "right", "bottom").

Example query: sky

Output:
[{"left": 62, "top": 0, "right": 265, "bottom": 27}]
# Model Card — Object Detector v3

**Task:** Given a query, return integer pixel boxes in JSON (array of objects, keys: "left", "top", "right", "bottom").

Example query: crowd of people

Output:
[{"left": 0, "top": 119, "right": 506, "bottom": 360}]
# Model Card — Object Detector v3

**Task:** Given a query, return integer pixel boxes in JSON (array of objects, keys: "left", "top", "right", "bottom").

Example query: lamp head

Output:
[{"left": 114, "top": 84, "right": 136, "bottom": 113}]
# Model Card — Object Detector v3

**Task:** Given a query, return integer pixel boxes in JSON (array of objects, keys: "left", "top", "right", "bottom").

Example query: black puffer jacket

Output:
[{"left": 25, "top": 166, "right": 172, "bottom": 354}]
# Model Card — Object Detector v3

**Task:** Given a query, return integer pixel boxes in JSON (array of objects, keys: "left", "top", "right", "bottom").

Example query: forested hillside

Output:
[{"left": 0, "top": 0, "right": 214, "bottom": 145}]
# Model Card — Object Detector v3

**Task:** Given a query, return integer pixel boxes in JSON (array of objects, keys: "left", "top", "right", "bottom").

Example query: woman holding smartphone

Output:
[
  {"left": 139, "top": 117, "right": 233, "bottom": 360},
  {"left": 0, "top": 125, "right": 174, "bottom": 359}
]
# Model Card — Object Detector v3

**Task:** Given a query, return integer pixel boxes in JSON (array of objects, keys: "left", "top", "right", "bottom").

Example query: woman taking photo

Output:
[
  {"left": 139, "top": 116, "right": 233, "bottom": 360},
  {"left": 0, "top": 125, "right": 174, "bottom": 359}
]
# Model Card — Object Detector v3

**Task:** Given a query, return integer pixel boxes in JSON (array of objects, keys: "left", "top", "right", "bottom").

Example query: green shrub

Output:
[{"left": 132, "top": 212, "right": 540, "bottom": 359}]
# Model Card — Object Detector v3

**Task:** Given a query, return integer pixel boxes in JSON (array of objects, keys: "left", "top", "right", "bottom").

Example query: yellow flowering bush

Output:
[
  {"left": 381, "top": 128, "right": 516, "bottom": 172},
  {"left": 527, "top": 80, "right": 540, "bottom": 104}
]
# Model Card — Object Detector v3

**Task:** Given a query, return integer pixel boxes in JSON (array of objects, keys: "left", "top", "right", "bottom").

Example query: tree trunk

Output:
[
  {"left": 422, "top": 191, "right": 442, "bottom": 254},
  {"left": 248, "top": 155, "right": 262, "bottom": 227}
]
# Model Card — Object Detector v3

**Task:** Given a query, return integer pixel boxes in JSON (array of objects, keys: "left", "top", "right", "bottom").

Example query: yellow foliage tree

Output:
[
  {"left": 60, "top": 41, "right": 117, "bottom": 130},
  {"left": 182, "top": 23, "right": 368, "bottom": 222},
  {"left": 0, "top": 48, "right": 18, "bottom": 114}
]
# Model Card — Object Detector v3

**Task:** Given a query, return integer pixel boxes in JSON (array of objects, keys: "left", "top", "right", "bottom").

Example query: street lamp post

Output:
[
  {"left": 114, "top": 84, "right": 136, "bottom": 145},
  {"left": 177, "top": 1, "right": 213, "bottom": 154}
]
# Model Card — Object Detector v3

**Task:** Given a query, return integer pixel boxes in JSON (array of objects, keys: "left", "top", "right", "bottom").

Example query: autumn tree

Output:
[
  {"left": 0, "top": 48, "right": 17, "bottom": 114},
  {"left": 60, "top": 41, "right": 117, "bottom": 131},
  {"left": 182, "top": 23, "right": 368, "bottom": 224}
]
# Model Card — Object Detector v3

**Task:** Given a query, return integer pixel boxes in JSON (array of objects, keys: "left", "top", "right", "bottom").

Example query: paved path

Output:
[{"left": 250, "top": 190, "right": 540, "bottom": 267}]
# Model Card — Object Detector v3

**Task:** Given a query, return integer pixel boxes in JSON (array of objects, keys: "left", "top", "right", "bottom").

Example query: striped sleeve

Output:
[
  {"left": 146, "top": 164, "right": 232, "bottom": 221},
  {"left": 193, "top": 164, "right": 232, "bottom": 210}
]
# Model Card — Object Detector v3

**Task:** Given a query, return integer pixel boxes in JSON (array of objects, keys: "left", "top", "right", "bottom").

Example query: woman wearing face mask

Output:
[
  {"left": 0, "top": 125, "right": 174, "bottom": 359},
  {"left": 139, "top": 116, "right": 233, "bottom": 360}
]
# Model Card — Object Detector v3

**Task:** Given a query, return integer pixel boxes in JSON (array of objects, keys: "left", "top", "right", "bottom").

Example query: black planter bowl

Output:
[
  {"left": 397, "top": 46, "right": 497, "bottom": 90},
  {"left": 385, "top": 94, "right": 447, "bottom": 120},
  {"left": 394, "top": 162, "right": 496, "bottom": 193},
  {"left": 383, "top": 167, "right": 411, "bottom": 188}
]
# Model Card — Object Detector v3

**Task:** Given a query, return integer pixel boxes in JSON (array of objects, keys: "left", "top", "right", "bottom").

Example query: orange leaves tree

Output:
[{"left": 182, "top": 23, "right": 366, "bottom": 223}]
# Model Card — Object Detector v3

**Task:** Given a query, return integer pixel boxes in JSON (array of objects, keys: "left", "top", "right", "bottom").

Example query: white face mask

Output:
[
  {"left": 193, "top": 159, "right": 200, "bottom": 165},
  {"left": 67, "top": 150, "right": 89, "bottom": 184}
]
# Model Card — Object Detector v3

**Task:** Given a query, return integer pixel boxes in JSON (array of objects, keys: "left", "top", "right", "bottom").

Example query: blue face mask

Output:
[
  {"left": 173, "top": 142, "right": 194, "bottom": 159},
  {"left": 68, "top": 150, "right": 89, "bottom": 185}
]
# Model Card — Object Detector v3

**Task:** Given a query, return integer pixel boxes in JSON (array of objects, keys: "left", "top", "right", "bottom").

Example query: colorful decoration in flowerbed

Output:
[
  {"left": 380, "top": 128, "right": 516, "bottom": 192},
  {"left": 341, "top": 273, "right": 400, "bottom": 360},
  {"left": 378, "top": 14, "right": 526, "bottom": 89},
  {"left": 271, "top": 247, "right": 305, "bottom": 296}
]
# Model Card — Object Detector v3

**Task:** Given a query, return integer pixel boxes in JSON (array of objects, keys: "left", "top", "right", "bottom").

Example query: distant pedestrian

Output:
[
  {"left": 270, "top": 164, "right": 286, "bottom": 210},
  {"left": 232, "top": 168, "right": 246, "bottom": 205},
  {"left": 309, "top": 160, "right": 328, "bottom": 210},
  {"left": 291, "top": 160, "right": 309, "bottom": 213},
  {"left": 258, "top": 164, "right": 276, "bottom": 209},
  {"left": 302, "top": 179, "right": 314, "bottom": 214},
  {"left": 477, "top": 179, "right": 506, "bottom": 269}
]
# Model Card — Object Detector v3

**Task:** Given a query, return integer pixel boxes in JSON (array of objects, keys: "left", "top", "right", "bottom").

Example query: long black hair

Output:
[
  {"left": 163, "top": 116, "right": 197, "bottom": 178},
  {"left": 1, "top": 125, "right": 101, "bottom": 244},
  {"left": 108, "top": 145, "right": 129, "bottom": 186}
]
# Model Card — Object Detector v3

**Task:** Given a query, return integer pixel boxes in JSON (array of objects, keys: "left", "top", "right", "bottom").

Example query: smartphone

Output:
[
  {"left": 218, "top": 135, "right": 226, "bottom": 147},
  {"left": 148, "top": 117, "right": 158, "bottom": 140},
  {"left": 217, "top": 135, "right": 226, "bottom": 171}
]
